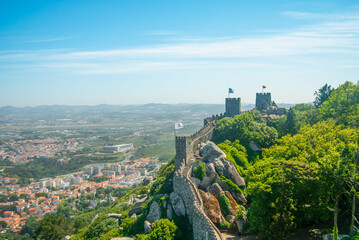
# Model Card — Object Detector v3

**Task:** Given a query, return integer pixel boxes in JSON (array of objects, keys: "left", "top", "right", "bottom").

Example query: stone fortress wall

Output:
[
  {"left": 255, "top": 92, "right": 287, "bottom": 116},
  {"left": 255, "top": 92, "right": 272, "bottom": 110},
  {"left": 173, "top": 97, "right": 242, "bottom": 240},
  {"left": 173, "top": 93, "right": 284, "bottom": 239},
  {"left": 173, "top": 161, "right": 223, "bottom": 240},
  {"left": 175, "top": 118, "right": 216, "bottom": 170}
]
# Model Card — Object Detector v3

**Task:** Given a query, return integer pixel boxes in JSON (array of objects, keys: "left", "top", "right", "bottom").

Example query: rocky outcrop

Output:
[
  {"left": 235, "top": 220, "right": 244, "bottom": 234},
  {"left": 198, "top": 189, "right": 225, "bottom": 224},
  {"left": 200, "top": 142, "right": 226, "bottom": 163},
  {"left": 190, "top": 176, "right": 201, "bottom": 188},
  {"left": 170, "top": 192, "right": 186, "bottom": 216},
  {"left": 231, "top": 192, "right": 247, "bottom": 205},
  {"left": 142, "top": 176, "right": 153, "bottom": 186},
  {"left": 128, "top": 206, "right": 142, "bottom": 216},
  {"left": 226, "top": 215, "right": 235, "bottom": 224},
  {"left": 225, "top": 191, "right": 238, "bottom": 214},
  {"left": 209, "top": 183, "right": 224, "bottom": 197},
  {"left": 222, "top": 160, "right": 245, "bottom": 187},
  {"left": 146, "top": 201, "right": 161, "bottom": 223},
  {"left": 167, "top": 204, "right": 173, "bottom": 220},
  {"left": 133, "top": 195, "right": 148, "bottom": 208},
  {"left": 161, "top": 198, "right": 167, "bottom": 208},
  {"left": 144, "top": 220, "right": 151, "bottom": 234}
]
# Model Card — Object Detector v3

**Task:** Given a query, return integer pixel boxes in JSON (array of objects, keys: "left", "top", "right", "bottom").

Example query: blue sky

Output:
[{"left": 1, "top": 0, "right": 359, "bottom": 107}]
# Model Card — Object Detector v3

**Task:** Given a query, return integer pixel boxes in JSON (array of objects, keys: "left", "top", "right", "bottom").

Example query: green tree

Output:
[
  {"left": 0, "top": 220, "right": 7, "bottom": 228},
  {"left": 20, "top": 216, "right": 38, "bottom": 237},
  {"left": 193, "top": 160, "right": 206, "bottom": 180},
  {"left": 86, "top": 218, "right": 119, "bottom": 239},
  {"left": 148, "top": 219, "right": 177, "bottom": 240},
  {"left": 214, "top": 111, "right": 278, "bottom": 161},
  {"left": 35, "top": 213, "right": 73, "bottom": 240},
  {"left": 319, "top": 81, "right": 359, "bottom": 126},
  {"left": 246, "top": 121, "right": 359, "bottom": 238},
  {"left": 121, "top": 217, "right": 137, "bottom": 236},
  {"left": 314, "top": 83, "right": 333, "bottom": 108}
]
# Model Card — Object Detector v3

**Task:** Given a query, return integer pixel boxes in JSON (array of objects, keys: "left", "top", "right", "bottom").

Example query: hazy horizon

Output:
[{"left": 0, "top": 101, "right": 299, "bottom": 109}]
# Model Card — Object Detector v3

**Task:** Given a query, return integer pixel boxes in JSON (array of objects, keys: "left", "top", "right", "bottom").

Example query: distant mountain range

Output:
[
  {"left": 0, "top": 102, "right": 297, "bottom": 114},
  {"left": 0, "top": 103, "right": 299, "bottom": 124}
]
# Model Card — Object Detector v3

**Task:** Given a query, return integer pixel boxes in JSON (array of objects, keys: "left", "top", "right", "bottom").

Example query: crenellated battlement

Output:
[
  {"left": 225, "top": 97, "right": 241, "bottom": 116},
  {"left": 256, "top": 92, "right": 272, "bottom": 110},
  {"left": 173, "top": 95, "right": 246, "bottom": 240},
  {"left": 256, "top": 92, "right": 271, "bottom": 96}
]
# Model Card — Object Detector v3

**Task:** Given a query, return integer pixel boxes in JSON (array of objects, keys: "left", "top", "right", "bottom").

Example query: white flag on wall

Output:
[{"left": 175, "top": 123, "right": 184, "bottom": 130}]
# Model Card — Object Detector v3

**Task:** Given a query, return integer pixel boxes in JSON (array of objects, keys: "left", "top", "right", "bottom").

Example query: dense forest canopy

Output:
[{"left": 214, "top": 81, "right": 359, "bottom": 239}]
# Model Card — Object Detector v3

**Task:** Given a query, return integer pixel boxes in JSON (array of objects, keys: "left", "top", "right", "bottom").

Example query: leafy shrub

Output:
[
  {"left": 35, "top": 213, "right": 74, "bottom": 240},
  {"left": 136, "top": 234, "right": 150, "bottom": 240},
  {"left": 219, "top": 174, "right": 243, "bottom": 194},
  {"left": 121, "top": 214, "right": 146, "bottom": 236},
  {"left": 193, "top": 161, "right": 206, "bottom": 180},
  {"left": 218, "top": 192, "right": 232, "bottom": 216},
  {"left": 120, "top": 217, "right": 137, "bottom": 236},
  {"left": 149, "top": 219, "right": 177, "bottom": 240},
  {"left": 97, "top": 228, "right": 122, "bottom": 240},
  {"left": 86, "top": 218, "right": 119, "bottom": 239},
  {"left": 219, "top": 221, "right": 231, "bottom": 228},
  {"left": 150, "top": 158, "right": 175, "bottom": 196},
  {"left": 172, "top": 214, "right": 193, "bottom": 240},
  {"left": 235, "top": 205, "right": 247, "bottom": 221}
]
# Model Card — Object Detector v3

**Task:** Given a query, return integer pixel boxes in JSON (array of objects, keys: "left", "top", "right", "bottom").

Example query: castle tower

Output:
[
  {"left": 225, "top": 98, "right": 241, "bottom": 117},
  {"left": 256, "top": 93, "right": 272, "bottom": 110}
]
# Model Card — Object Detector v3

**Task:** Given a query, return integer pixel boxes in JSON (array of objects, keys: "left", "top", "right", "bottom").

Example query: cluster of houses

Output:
[
  {"left": 0, "top": 137, "right": 84, "bottom": 164},
  {"left": 0, "top": 157, "right": 160, "bottom": 234}
]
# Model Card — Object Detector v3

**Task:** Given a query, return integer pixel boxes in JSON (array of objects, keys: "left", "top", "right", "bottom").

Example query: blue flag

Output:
[{"left": 229, "top": 88, "right": 234, "bottom": 94}]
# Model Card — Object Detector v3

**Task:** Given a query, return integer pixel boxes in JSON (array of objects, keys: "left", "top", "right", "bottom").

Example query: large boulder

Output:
[
  {"left": 144, "top": 220, "right": 151, "bottom": 234},
  {"left": 226, "top": 215, "right": 235, "bottom": 224},
  {"left": 146, "top": 201, "right": 161, "bottom": 223},
  {"left": 128, "top": 206, "right": 142, "bottom": 216},
  {"left": 190, "top": 177, "right": 201, "bottom": 188},
  {"left": 167, "top": 204, "right": 173, "bottom": 220},
  {"left": 209, "top": 183, "right": 224, "bottom": 197},
  {"left": 170, "top": 192, "right": 186, "bottom": 216},
  {"left": 225, "top": 191, "right": 238, "bottom": 214},
  {"left": 198, "top": 189, "right": 225, "bottom": 224},
  {"left": 235, "top": 220, "right": 244, "bottom": 234},
  {"left": 206, "top": 163, "right": 217, "bottom": 176},
  {"left": 142, "top": 176, "right": 153, "bottom": 186},
  {"left": 222, "top": 160, "right": 245, "bottom": 187},
  {"left": 200, "top": 171, "right": 216, "bottom": 190},
  {"left": 200, "top": 142, "right": 226, "bottom": 163},
  {"left": 133, "top": 195, "right": 147, "bottom": 208},
  {"left": 231, "top": 192, "right": 247, "bottom": 205},
  {"left": 218, "top": 180, "right": 247, "bottom": 205}
]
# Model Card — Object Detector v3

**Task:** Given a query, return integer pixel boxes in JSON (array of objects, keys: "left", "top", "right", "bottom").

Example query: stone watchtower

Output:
[
  {"left": 255, "top": 93, "right": 271, "bottom": 110},
  {"left": 225, "top": 98, "right": 241, "bottom": 117}
]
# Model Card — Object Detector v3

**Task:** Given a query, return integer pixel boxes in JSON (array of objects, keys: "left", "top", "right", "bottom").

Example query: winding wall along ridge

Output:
[{"left": 174, "top": 118, "right": 223, "bottom": 240}]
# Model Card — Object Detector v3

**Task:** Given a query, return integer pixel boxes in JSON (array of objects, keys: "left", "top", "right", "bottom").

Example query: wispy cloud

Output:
[
  {"left": 1, "top": 13, "right": 359, "bottom": 74},
  {"left": 282, "top": 11, "right": 359, "bottom": 20},
  {"left": 29, "top": 37, "right": 71, "bottom": 43},
  {"left": 282, "top": 11, "right": 328, "bottom": 19}
]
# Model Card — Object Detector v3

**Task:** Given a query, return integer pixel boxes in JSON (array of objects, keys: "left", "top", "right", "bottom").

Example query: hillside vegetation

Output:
[{"left": 11, "top": 81, "right": 359, "bottom": 240}]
